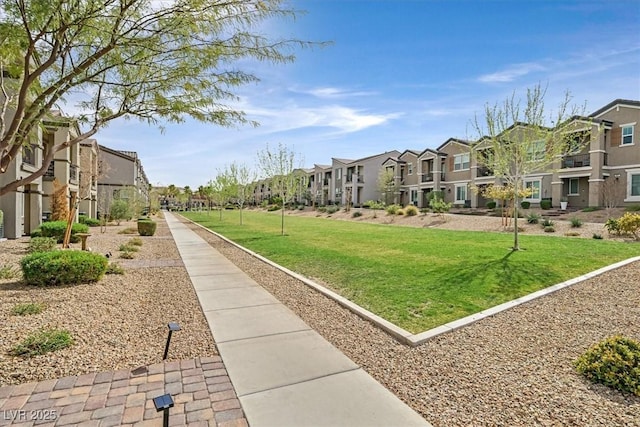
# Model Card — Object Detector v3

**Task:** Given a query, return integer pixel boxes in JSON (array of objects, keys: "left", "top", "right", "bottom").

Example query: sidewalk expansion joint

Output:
[
  {"left": 203, "top": 302, "right": 281, "bottom": 312},
  {"left": 215, "top": 326, "right": 313, "bottom": 344}
]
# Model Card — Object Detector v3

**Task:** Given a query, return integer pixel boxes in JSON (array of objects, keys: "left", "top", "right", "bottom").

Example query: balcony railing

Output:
[
  {"left": 562, "top": 154, "right": 590, "bottom": 168},
  {"left": 477, "top": 166, "right": 494, "bottom": 177},
  {"left": 421, "top": 172, "right": 433, "bottom": 182},
  {"left": 70, "top": 164, "right": 79, "bottom": 183},
  {"left": 43, "top": 162, "right": 55, "bottom": 179},
  {"left": 323, "top": 179, "right": 330, "bottom": 186}
]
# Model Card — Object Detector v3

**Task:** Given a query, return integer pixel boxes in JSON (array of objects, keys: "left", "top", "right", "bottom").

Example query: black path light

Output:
[
  {"left": 153, "top": 393, "right": 174, "bottom": 427},
  {"left": 163, "top": 322, "right": 181, "bottom": 361}
]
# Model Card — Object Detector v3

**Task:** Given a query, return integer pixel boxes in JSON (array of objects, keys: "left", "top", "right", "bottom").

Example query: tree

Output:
[
  {"left": 256, "top": 143, "right": 303, "bottom": 235},
  {"left": 471, "top": 85, "right": 593, "bottom": 251},
  {"left": 51, "top": 178, "right": 69, "bottom": 221},
  {"left": 377, "top": 168, "right": 397, "bottom": 205},
  {"left": 0, "top": 0, "right": 309, "bottom": 196},
  {"left": 225, "top": 162, "right": 255, "bottom": 225}
]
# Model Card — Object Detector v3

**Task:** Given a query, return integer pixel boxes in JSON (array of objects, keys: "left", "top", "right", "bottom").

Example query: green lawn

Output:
[{"left": 183, "top": 210, "right": 640, "bottom": 333}]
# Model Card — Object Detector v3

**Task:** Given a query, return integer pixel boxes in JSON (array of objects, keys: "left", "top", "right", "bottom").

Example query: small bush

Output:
[
  {"left": 119, "top": 251, "right": 134, "bottom": 259},
  {"left": 118, "top": 227, "right": 138, "bottom": 235},
  {"left": 544, "top": 226, "right": 556, "bottom": 233},
  {"left": 129, "top": 237, "right": 143, "bottom": 246},
  {"left": 617, "top": 212, "right": 640, "bottom": 239},
  {"left": 564, "top": 232, "right": 580, "bottom": 237},
  {"left": 582, "top": 207, "right": 601, "bottom": 212},
  {"left": 28, "top": 237, "right": 57, "bottom": 253},
  {"left": 10, "top": 328, "right": 73, "bottom": 357},
  {"left": 21, "top": 250, "right": 108, "bottom": 286},
  {"left": 429, "top": 198, "right": 452, "bottom": 216},
  {"left": 352, "top": 211, "right": 363, "bottom": 218},
  {"left": 105, "top": 263, "right": 125, "bottom": 275},
  {"left": 593, "top": 233, "right": 603, "bottom": 240},
  {"left": 575, "top": 335, "right": 640, "bottom": 396},
  {"left": 396, "top": 209, "right": 406, "bottom": 216},
  {"left": 386, "top": 204, "right": 401, "bottom": 215},
  {"left": 325, "top": 205, "right": 339, "bottom": 214},
  {"left": 540, "top": 200, "right": 552, "bottom": 210},
  {"left": 297, "top": 205, "right": 305, "bottom": 210},
  {"left": 137, "top": 220, "right": 157, "bottom": 236},
  {"left": 29, "top": 229, "right": 42, "bottom": 238},
  {"left": 404, "top": 205, "right": 419, "bottom": 216},
  {"left": 78, "top": 215, "right": 100, "bottom": 227},
  {"left": 267, "top": 204, "right": 281, "bottom": 212},
  {"left": 486, "top": 201, "right": 497, "bottom": 209},
  {"left": 520, "top": 201, "right": 531, "bottom": 209},
  {"left": 37, "top": 221, "right": 89, "bottom": 243},
  {"left": 527, "top": 213, "right": 541, "bottom": 224},
  {"left": 541, "top": 218, "right": 555, "bottom": 228},
  {"left": 570, "top": 217, "right": 583, "bottom": 228},
  {"left": 625, "top": 205, "right": 640, "bottom": 212},
  {"left": 317, "top": 206, "right": 327, "bottom": 213},
  {"left": 11, "top": 302, "right": 45, "bottom": 316},
  {"left": 605, "top": 218, "right": 620, "bottom": 235},
  {"left": 119, "top": 244, "right": 139, "bottom": 252},
  {"left": 0, "top": 265, "right": 19, "bottom": 279}
]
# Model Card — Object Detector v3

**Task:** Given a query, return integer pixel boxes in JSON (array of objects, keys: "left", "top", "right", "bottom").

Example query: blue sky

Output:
[{"left": 94, "top": 0, "right": 640, "bottom": 188}]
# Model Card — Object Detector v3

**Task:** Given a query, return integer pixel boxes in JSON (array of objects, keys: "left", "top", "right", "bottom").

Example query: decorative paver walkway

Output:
[{"left": 0, "top": 357, "right": 246, "bottom": 426}]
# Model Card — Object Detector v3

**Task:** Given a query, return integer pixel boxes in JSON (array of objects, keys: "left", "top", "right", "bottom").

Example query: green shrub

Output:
[
  {"left": 297, "top": 205, "right": 305, "bottom": 210},
  {"left": 570, "top": 217, "right": 583, "bottom": 228},
  {"left": 575, "top": 335, "right": 640, "bottom": 396},
  {"left": 582, "top": 207, "right": 601, "bottom": 212},
  {"left": 352, "top": 211, "right": 363, "bottom": 218},
  {"left": 260, "top": 200, "right": 269, "bottom": 209},
  {"left": 540, "top": 200, "right": 552, "bottom": 210},
  {"left": 429, "top": 198, "right": 452, "bottom": 215},
  {"left": 527, "top": 213, "right": 541, "bottom": 224},
  {"left": 10, "top": 328, "right": 73, "bottom": 357},
  {"left": 0, "top": 265, "right": 19, "bottom": 279},
  {"left": 520, "top": 201, "right": 531, "bottom": 209},
  {"left": 119, "top": 251, "right": 134, "bottom": 259},
  {"left": 325, "top": 205, "right": 339, "bottom": 214},
  {"left": 486, "top": 201, "right": 497, "bottom": 209},
  {"left": 29, "top": 228, "right": 42, "bottom": 238},
  {"left": 386, "top": 204, "right": 401, "bottom": 215},
  {"left": 37, "top": 221, "right": 89, "bottom": 243},
  {"left": 267, "top": 204, "right": 281, "bottom": 212},
  {"left": 78, "top": 215, "right": 100, "bottom": 227},
  {"left": 118, "top": 227, "right": 138, "bottom": 235},
  {"left": 11, "top": 302, "right": 45, "bottom": 316},
  {"left": 317, "top": 206, "right": 327, "bottom": 213},
  {"left": 396, "top": 208, "right": 405, "bottom": 216},
  {"left": 544, "top": 226, "right": 555, "bottom": 233},
  {"left": 404, "top": 205, "right": 419, "bottom": 216},
  {"left": 129, "top": 237, "right": 143, "bottom": 246},
  {"left": 119, "top": 244, "right": 139, "bottom": 252},
  {"left": 105, "top": 263, "right": 125, "bottom": 275},
  {"left": 541, "top": 218, "right": 554, "bottom": 228},
  {"left": 592, "top": 233, "right": 603, "bottom": 240},
  {"left": 427, "top": 191, "right": 444, "bottom": 204},
  {"left": 28, "top": 237, "right": 57, "bottom": 253},
  {"left": 21, "top": 250, "right": 108, "bottom": 286},
  {"left": 137, "top": 220, "right": 157, "bottom": 236},
  {"left": 617, "top": 212, "right": 640, "bottom": 239},
  {"left": 605, "top": 218, "right": 620, "bottom": 235},
  {"left": 110, "top": 199, "right": 131, "bottom": 225},
  {"left": 625, "top": 205, "right": 640, "bottom": 212}
]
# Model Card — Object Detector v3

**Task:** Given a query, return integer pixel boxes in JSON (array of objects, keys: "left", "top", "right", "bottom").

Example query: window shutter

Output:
[{"left": 610, "top": 128, "right": 621, "bottom": 147}]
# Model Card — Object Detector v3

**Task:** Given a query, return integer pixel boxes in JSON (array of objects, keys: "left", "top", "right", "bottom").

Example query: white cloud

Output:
[
  {"left": 295, "top": 86, "right": 378, "bottom": 99},
  {"left": 478, "top": 62, "right": 546, "bottom": 83}
]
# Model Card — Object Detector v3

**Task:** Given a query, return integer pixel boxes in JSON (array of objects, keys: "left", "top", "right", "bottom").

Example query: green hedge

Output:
[
  {"left": 21, "top": 250, "right": 108, "bottom": 286},
  {"left": 137, "top": 219, "right": 157, "bottom": 236},
  {"left": 78, "top": 215, "right": 101, "bottom": 227},
  {"left": 540, "top": 200, "right": 552, "bottom": 210},
  {"left": 32, "top": 221, "right": 89, "bottom": 243}
]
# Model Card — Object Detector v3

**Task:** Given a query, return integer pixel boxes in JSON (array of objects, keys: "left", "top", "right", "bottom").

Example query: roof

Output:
[
  {"left": 346, "top": 150, "right": 401, "bottom": 165},
  {"left": 590, "top": 99, "right": 640, "bottom": 118},
  {"left": 436, "top": 137, "right": 471, "bottom": 151}
]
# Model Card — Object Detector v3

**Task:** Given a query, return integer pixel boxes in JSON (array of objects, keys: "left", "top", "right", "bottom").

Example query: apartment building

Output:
[
  {"left": 97, "top": 145, "right": 150, "bottom": 218},
  {"left": 79, "top": 139, "right": 100, "bottom": 218}
]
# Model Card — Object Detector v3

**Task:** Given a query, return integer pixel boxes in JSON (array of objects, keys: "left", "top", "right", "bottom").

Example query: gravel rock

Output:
[
  {"left": 184, "top": 213, "right": 640, "bottom": 427},
  {"left": 0, "top": 217, "right": 216, "bottom": 386}
]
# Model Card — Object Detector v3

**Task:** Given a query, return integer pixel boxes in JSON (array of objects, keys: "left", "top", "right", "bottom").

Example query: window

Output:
[
  {"left": 568, "top": 178, "right": 579, "bottom": 196},
  {"left": 335, "top": 168, "right": 342, "bottom": 179},
  {"left": 454, "top": 153, "right": 470, "bottom": 171},
  {"left": 622, "top": 125, "right": 634, "bottom": 145},
  {"left": 22, "top": 144, "right": 36, "bottom": 166},
  {"left": 410, "top": 189, "right": 418, "bottom": 205},
  {"left": 527, "top": 140, "right": 545, "bottom": 161},
  {"left": 408, "top": 163, "right": 413, "bottom": 175},
  {"left": 454, "top": 184, "right": 467, "bottom": 203},
  {"left": 627, "top": 170, "right": 640, "bottom": 202},
  {"left": 631, "top": 175, "right": 640, "bottom": 197},
  {"left": 523, "top": 179, "right": 541, "bottom": 201}
]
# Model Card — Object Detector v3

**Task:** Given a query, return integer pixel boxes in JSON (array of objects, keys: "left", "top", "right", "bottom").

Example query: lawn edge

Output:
[{"left": 183, "top": 214, "right": 640, "bottom": 347}]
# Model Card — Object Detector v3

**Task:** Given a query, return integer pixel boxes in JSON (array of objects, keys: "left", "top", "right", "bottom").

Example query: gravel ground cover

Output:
[
  {"left": 185, "top": 212, "right": 640, "bottom": 427},
  {"left": 0, "top": 217, "right": 216, "bottom": 386}
]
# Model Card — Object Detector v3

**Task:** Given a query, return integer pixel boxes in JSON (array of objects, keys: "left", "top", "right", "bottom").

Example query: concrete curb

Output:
[{"left": 183, "top": 215, "right": 640, "bottom": 347}]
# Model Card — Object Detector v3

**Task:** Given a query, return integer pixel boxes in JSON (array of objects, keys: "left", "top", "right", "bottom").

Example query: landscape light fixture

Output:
[
  {"left": 163, "top": 322, "right": 181, "bottom": 361},
  {"left": 152, "top": 393, "right": 174, "bottom": 427}
]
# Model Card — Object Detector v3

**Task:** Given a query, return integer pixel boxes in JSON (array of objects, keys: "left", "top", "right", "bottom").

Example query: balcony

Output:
[
  {"left": 70, "top": 164, "right": 79, "bottom": 184},
  {"left": 562, "top": 154, "right": 590, "bottom": 168},
  {"left": 477, "top": 166, "right": 493, "bottom": 177},
  {"left": 421, "top": 172, "right": 433, "bottom": 182},
  {"left": 43, "top": 162, "right": 55, "bottom": 180},
  {"left": 323, "top": 179, "right": 330, "bottom": 186}
]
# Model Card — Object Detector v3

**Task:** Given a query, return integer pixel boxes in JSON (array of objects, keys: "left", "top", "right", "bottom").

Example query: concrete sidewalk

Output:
[{"left": 165, "top": 213, "right": 431, "bottom": 427}]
